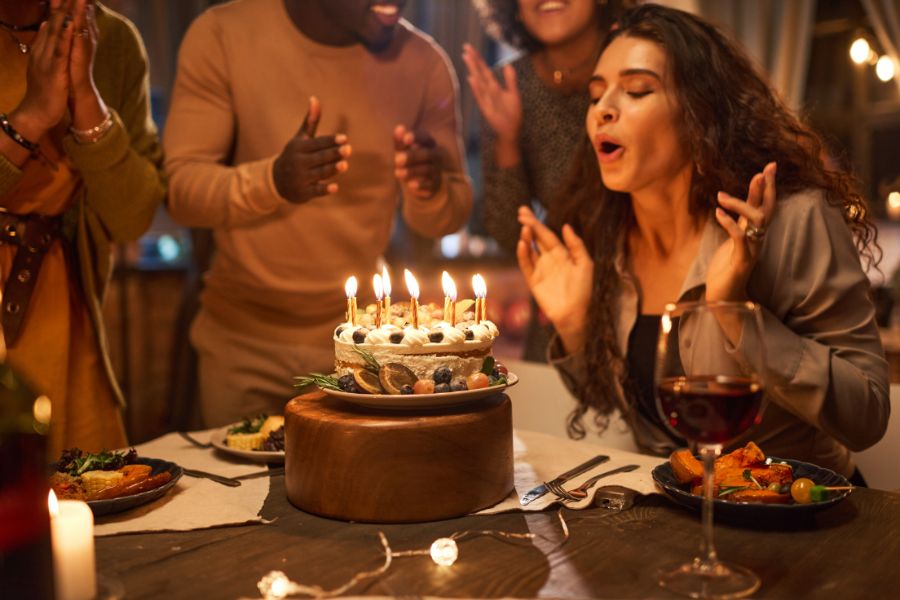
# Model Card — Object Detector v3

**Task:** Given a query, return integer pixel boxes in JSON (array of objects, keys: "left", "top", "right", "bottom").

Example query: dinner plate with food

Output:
[
  {"left": 652, "top": 442, "right": 853, "bottom": 520},
  {"left": 210, "top": 414, "right": 285, "bottom": 463},
  {"left": 50, "top": 448, "right": 182, "bottom": 517}
]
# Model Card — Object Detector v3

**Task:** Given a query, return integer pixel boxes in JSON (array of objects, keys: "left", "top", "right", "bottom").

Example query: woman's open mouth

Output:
[{"left": 596, "top": 138, "right": 625, "bottom": 164}]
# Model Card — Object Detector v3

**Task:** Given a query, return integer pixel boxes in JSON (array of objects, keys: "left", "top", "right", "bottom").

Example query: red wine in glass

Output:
[{"left": 657, "top": 375, "right": 764, "bottom": 446}]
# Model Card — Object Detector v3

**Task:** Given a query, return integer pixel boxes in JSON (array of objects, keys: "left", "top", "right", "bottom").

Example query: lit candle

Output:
[
  {"left": 442, "top": 271, "right": 458, "bottom": 327},
  {"left": 373, "top": 274, "right": 384, "bottom": 329},
  {"left": 345, "top": 276, "right": 358, "bottom": 326},
  {"left": 404, "top": 269, "right": 420, "bottom": 329},
  {"left": 441, "top": 271, "right": 451, "bottom": 319},
  {"left": 48, "top": 491, "right": 96, "bottom": 600},
  {"left": 472, "top": 274, "right": 487, "bottom": 323},
  {"left": 382, "top": 266, "right": 392, "bottom": 322}
]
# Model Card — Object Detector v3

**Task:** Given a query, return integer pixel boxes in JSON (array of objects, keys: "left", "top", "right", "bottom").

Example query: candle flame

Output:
[
  {"left": 404, "top": 269, "right": 419, "bottom": 299},
  {"left": 441, "top": 271, "right": 457, "bottom": 301},
  {"left": 382, "top": 266, "right": 392, "bottom": 297},
  {"left": 48, "top": 489, "right": 59, "bottom": 517},
  {"left": 373, "top": 274, "right": 383, "bottom": 300},
  {"left": 472, "top": 274, "right": 487, "bottom": 299},
  {"left": 344, "top": 276, "right": 358, "bottom": 299}
]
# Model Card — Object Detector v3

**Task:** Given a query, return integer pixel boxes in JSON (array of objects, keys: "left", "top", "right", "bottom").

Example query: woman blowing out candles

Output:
[
  {"left": 0, "top": 0, "right": 164, "bottom": 456},
  {"left": 517, "top": 4, "right": 889, "bottom": 482}
]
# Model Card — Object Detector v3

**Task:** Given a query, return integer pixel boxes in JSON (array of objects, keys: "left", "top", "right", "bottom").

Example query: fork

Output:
[
  {"left": 547, "top": 464, "right": 640, "bottom": 502},
  {"left": 178, "top": 431, "right": 213, "bottom": 449}
]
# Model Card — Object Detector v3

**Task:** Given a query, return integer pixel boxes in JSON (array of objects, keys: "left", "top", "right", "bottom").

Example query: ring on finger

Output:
[{"left": 745, "top": 223, "right": 767, "bottom": 242}]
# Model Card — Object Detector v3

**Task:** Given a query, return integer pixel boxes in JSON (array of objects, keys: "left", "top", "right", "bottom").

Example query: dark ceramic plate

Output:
[
  {"left": 87, "top": 457, "right": 183, "bottom": 517},
  {"left": 652, "top": 457, "right": 851, "bottom": 519}
]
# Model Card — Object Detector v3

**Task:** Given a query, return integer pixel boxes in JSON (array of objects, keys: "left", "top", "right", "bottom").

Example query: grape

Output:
[{"left": 790, "top": 477, "right": 815, "bottom": 504}]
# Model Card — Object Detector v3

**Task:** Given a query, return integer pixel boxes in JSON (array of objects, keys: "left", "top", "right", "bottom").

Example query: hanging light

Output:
[
  {"left": 850, "top": 38, "right": 871, "bottom": 64},
  {"left": 875, "top": 55, "right": 895, "bottom": 82},
  {"left": 886, "top": 191, "right": 900, "bottom": 220}
]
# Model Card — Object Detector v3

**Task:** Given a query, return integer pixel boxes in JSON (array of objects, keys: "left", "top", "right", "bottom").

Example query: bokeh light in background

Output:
[
  {"left": 850, "top": 37, "right": 871, "bottom": 64},
  {"left": 876, "top": 55, "right": 896, "bottom": 82}
]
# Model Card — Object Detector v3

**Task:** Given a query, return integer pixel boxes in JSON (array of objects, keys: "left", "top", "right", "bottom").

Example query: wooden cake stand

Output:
[{"left": 284, "top": 390, "right": 514, "bottom": 523}]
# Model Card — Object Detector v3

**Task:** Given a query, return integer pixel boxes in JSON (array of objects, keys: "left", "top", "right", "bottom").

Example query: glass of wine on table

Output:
[{"left": 655, "top": 300, "right": 767, "bottom": 599}]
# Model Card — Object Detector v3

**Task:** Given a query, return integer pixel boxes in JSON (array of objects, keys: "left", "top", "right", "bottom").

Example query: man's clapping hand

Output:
[{"left": 273, "top": 96, "right": 352, "bottom": 204}]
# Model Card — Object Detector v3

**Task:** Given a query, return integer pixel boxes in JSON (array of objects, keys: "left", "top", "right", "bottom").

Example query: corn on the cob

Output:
[
  {"left": 226, "top": 432, "right": 265, "bottom": 450},
  {"left": 260, "top": 416, "right": 284, "bottom": 438},
  {"left": 81, "top": 470, "right": 124, "bottom": 495}
]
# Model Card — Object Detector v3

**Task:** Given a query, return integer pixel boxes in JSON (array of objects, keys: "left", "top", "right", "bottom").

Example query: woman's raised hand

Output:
[
  {"left": 706, "top": 162, "right": 777, "bottom": 303},
  {"left": 12, "top": 0, "right": 75, "bottom": 140},
  {"left": 516, "top": 206, "right": 593, "bottom": 354},
  {"left": 461, "top": 44, "right": 522, "bottom": 148},
  {"left": 68, "top": 0, "right": 100, "bottom": 104}
]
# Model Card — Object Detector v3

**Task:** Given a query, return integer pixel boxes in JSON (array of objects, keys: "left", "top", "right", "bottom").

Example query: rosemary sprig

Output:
[
  {"left": 351, "top": 346, "right": 380, "bottom": 374},
  {"left": 717, "top": 486, "right": 750, "bottom": 497},
  {"left": 293, "top": 373, "right": 341, "bottom": 391}
]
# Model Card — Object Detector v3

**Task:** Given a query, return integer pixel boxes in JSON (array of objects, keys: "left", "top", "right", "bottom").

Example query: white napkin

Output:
[
  {"left": 478, "top": 429, "right": 666, "bottom": 514},
  {"left": 93, "top": 431, "right": 271, "bottom": 536}
]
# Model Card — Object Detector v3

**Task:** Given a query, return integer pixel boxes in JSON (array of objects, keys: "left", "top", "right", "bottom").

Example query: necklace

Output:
[
  {"left": 542, "top": 48, "right": 602, "bottom": 86},
  {"left": 4, "top": 28, "right": 30, "bottom": 54}
]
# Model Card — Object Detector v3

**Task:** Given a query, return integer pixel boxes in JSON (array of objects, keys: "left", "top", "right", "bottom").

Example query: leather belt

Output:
[{"left": 0, "top": 211, "right": 63, "bottom": 346}]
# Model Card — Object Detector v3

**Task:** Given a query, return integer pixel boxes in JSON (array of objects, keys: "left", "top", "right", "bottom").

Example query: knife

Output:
[{"left": 520, "top": 454, "right": 610, "bottom": 505}]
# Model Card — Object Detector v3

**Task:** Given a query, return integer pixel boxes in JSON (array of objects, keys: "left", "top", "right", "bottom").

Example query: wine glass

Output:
[{"left": 655, "top": 300, "right": 767, "bottom": 599}]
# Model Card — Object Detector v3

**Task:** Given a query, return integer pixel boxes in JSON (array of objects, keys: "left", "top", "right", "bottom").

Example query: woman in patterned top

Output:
[{"left": 463, "top": 0, "right": 626, "bottom": 361}]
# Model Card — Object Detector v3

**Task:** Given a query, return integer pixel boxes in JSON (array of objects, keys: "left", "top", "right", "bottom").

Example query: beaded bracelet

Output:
[
  {"left": 0, "top": 113, "right": 40, "bottom": 157},
  {"left": 70, "top": 112, "right": 114, "bottom": 144}
]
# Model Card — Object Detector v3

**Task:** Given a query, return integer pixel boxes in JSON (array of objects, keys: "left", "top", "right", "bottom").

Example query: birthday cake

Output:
[{"left": 333, "top": 299, "right": 502, "bottom": 394}]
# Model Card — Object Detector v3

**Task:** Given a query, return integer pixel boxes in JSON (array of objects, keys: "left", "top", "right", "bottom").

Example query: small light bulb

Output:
[
  {"left": 430, "top": 537, "right": 459, "bottom": 566},
  {"left": 876, "top": 55, "right": 895, "bottom": 82},
  {"left": 258, "top": 571, "right": 290, "bottom": 600},
  {"left": 887, "top": 192, "right": 900, "bottom": 220},
  {"left": 850, "top": 38, "right": 870, "bottom": 64}
]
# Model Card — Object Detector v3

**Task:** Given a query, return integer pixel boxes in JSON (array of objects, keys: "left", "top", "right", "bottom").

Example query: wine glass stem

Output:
[{"left": 698, "top": 443, "right": 722, "bottom": 570}]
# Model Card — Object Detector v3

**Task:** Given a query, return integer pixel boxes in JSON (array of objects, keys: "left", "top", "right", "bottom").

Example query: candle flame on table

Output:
[
  {"left": 373, "top": 274, "right": 384, "bottom": 328},
  {"left": 48, "top": 489, "right": 59, "bottom": 516},
  {"left": 472, "top": 274, "right": 487, "bottom": 323}
]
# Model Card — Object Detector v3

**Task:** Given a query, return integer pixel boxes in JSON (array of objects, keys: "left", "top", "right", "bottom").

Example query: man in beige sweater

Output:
[{"left": 164, "top": 0, "right": 473, "bottom": 426}]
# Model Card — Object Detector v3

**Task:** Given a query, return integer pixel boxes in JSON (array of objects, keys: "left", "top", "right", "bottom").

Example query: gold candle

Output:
[
  {"left": 442, "top": 271, "right": 458, "bottom": 327},
  {"left": 382, "top": 266, "right": 392, "bottom": 323},
  {"left": 404, "top": 269, "right": 420, "bottom": 329},
  {"left": 373, "top": 274, "right": 384, "bottom": 329},
  {"left": 472, "top": 274, "right": 486, "bottom": 324},
  {"left": 344, "top": 276, "right": 358, "bottom": 325}
]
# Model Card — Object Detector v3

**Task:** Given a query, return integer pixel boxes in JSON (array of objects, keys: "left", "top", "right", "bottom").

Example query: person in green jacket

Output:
[{"left": 0, "top": 0, "right": 164, "bottom": 456}]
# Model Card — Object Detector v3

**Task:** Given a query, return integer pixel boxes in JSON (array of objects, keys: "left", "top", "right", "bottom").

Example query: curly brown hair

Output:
[
  {"left": 549, "top": 4, "right": 880, "bottom": 439},
  {"left": 472, "top": 0, "right": 629, "bottom": 52}
]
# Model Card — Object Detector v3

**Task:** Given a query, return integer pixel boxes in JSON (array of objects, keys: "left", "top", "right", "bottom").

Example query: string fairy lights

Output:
[{"left": 256, "top": 511, "right": 570, "bottom": 599}]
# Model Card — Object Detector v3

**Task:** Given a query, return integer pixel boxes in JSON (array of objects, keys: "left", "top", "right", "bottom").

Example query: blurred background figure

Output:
[
  {"left": 0, "top": 0, "right": 164, "bottom": 456},
  {"left": 163, "top": 0, "right": 472, "bottom": 427},
  {"left": 463, "top": 0, "right": 627, "bottom": 361}
]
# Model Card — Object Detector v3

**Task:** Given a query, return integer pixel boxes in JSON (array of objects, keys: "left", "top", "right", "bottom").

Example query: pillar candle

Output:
[{"left": 49, "top": 494, "right": 96, "bottom": 600}]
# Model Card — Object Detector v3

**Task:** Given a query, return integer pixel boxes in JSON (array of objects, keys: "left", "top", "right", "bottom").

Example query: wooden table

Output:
[{"left": 96, "top": 473, "right": 900, "bottom": 599}]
